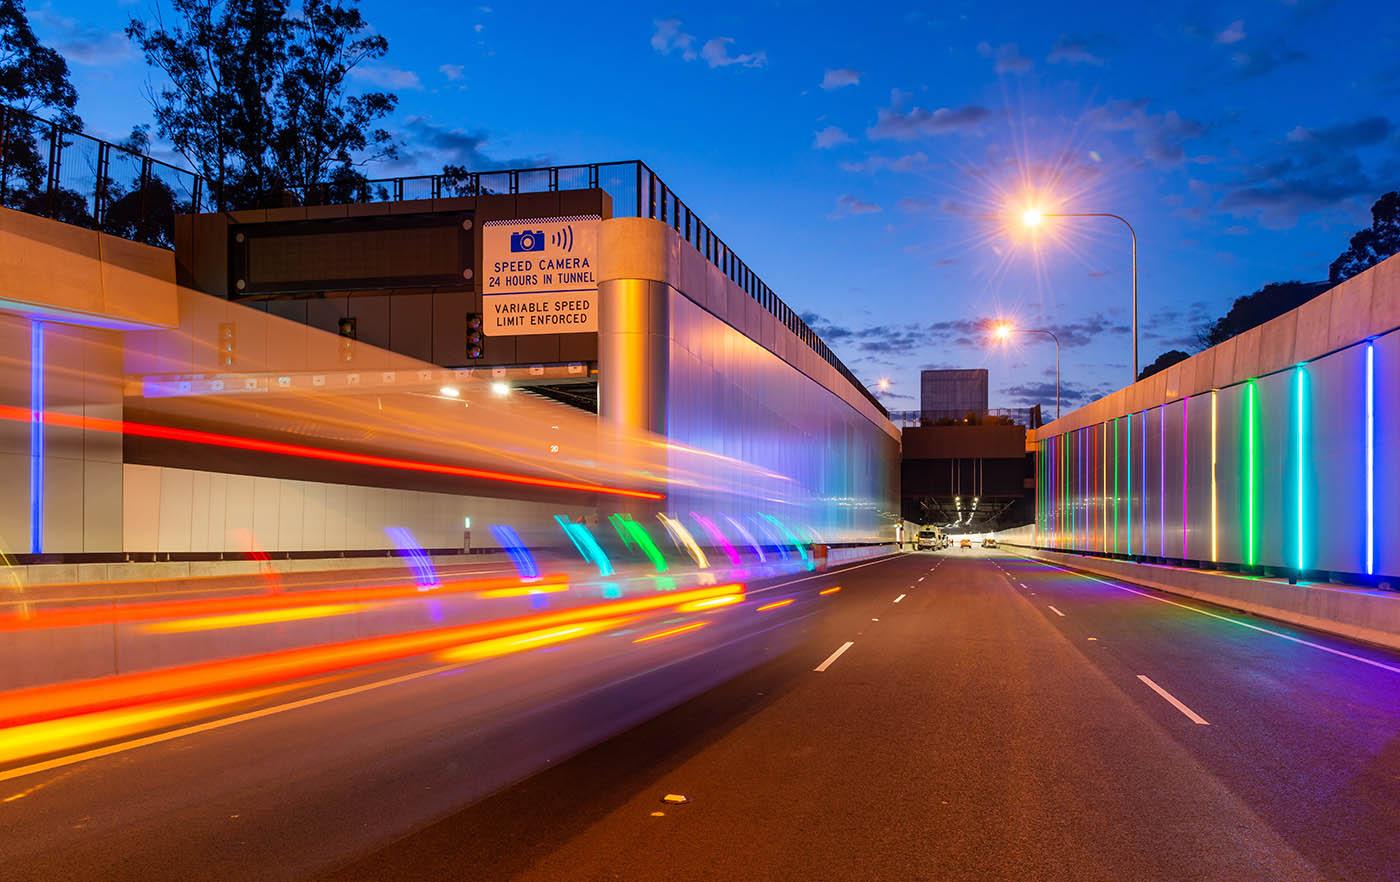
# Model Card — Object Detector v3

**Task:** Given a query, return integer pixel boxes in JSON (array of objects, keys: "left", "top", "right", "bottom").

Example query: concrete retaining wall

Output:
[
  {"left": 1003, "top": 543, "right": 1400, "bottom": 651},
  {"left": 827, "top": 544, "right": 899, "bottom": 565}
]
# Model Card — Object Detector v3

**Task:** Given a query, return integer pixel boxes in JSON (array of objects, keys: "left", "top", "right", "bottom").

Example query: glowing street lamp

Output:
[
  {"left": 991, "top": 321, "right": 1061, "bottom": 420},
  {"left": 1018, "top": 207, "right": 1138, "bottom": 382}
]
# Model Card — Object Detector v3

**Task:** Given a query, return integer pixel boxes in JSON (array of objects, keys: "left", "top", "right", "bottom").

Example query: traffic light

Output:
[
  {"left": 218, "top": 322, "right": 236, "bottom": 368},
  {"left": 466, "top": 312, "right": 483, "bottom": 359},
  {"left": 338, "top": 316, "right": 357, "bottom": 363}
]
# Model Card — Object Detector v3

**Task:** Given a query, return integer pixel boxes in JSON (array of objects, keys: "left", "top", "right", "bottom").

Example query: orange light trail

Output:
[
  {"left": 0, "top": 574, "right": 571, "bottom": 632},
  {"left": 632, "top": 621, "right": 709, "bottom": 644},
  {"left": 0, "top": 582, "right": 743, "bottom": 729},
  {"left": 755, "top": 599, "right": 794, "bottom": 612},
  {"left": 474, "top": 584, "right": 571, "bottom": 599},
  {"left": 0, "top": 405, "right": 664, "bottom": 501},
  {"left": 819, "top": 586, "right": 842, "bottom": 596},
  {"left": 437, "top": 617, "right": 632, "bottom": 663},
  {"left": 142, "top": 603, "right": 367, "bottom": 634},
  {"left": 675, "top": 593, "right": 744, "bottom": 613}
]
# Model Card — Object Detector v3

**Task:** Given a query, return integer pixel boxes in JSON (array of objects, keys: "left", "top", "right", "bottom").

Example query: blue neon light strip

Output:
[
  {"left": 30, "top": 322, "right": 44, "bottom": 555},
  {"left": 1294, "top": 366, "right": 1307, "bottom": 572},
  {"left": 1366, "top": 343, "right": 1375, "bottom": 575}
]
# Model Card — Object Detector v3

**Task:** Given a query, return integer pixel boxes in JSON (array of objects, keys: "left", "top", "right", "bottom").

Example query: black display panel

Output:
[{"left": 229, "top": 213, "right": 473, "bottom": 296}]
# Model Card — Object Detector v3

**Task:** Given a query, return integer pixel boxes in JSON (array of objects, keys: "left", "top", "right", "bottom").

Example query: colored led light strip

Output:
[
  {"left": 1245, "top": 379, "right": 1259, "bottom": 567},
  {"left": 1113, "top": 418, "right": 1119, "bottom": 554},
  {"left": 1366, "top": 343, "right": 1375, "bottom": 575},
  {"left": 1210, "top": 390, "right": 1218, "bottom": 562},
  {"left": 1182, "top": 397, "right": 1189, "bottom": 560},
  {"left": 1159, "top": 406, "right": 1166, "bottom": 557},
  {"left": 1102, "top": 421, "right": 1108, "bottom": 552},
  {"left": 1126, "top": 413, "right": 1133, "bottom": 555},
  {"left": 0, "top": 406, "right": 664, "bottom": 501},
  {"left": 1141, "top": 410, "right": 1147, "bottom": 556},
  {"left": 1294, "top": 366, "right": 1307, "bottom": 573},
  {"left": 29, "top": 322, "right": 44, "bottom": 554}
]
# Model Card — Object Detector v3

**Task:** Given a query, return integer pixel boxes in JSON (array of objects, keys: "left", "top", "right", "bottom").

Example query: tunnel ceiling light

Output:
[
  {"left": 439, "top": 385, "right": 461, "bottom": 398},
  {"left": 491, "top": 381, "right": 510, "bottom": 397}
]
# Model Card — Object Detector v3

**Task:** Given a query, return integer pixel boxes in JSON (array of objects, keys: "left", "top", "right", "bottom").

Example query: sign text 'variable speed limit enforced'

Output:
[{"left": 482, "top": 215, "right": 600, "bottom": 336}]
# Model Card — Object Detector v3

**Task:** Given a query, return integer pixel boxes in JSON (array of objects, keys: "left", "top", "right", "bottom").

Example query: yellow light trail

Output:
[
  {"left": 819, "top": 586, "right": 842, "bottom": 596},
  {"left": 675, "top": 594, "right": 744, "bottom": 613},
  {"left": 756, "top": 599, "right": 795, "bottom": 612},
  {"left": 142, "top": 603, "right": 366, "bottom": 634},
  {"left": 632, "top": 621, "right": 709, "bottom": 644}
]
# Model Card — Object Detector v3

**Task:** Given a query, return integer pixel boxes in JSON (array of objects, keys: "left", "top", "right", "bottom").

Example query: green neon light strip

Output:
[
  {"left": 1245, "top": 379, "right": 1259, "bottom": 566},
  {"left": 1294, "top": 366, "right": 1306, "bottom": 572},
  {"left": 1126, "top": 414, "right": 1133, "bottom": 554}
]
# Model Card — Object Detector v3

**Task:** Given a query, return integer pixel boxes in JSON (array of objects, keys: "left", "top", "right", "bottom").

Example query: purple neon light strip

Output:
[
  {"left": 1182, "top": 397, "right": 1190, "bottom": 560},
  {"left": 1159, "top": 408, "right": 1166, "bottom": 557}
]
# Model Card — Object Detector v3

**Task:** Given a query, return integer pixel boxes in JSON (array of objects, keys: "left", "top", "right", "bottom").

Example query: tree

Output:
[
  {"left": 1329, "top": 191, "right": 1400, "bottom": 282},
  {"left": 1196, "top": 280, "right": 1331, "bottom": 349},
  {"left": 1, "top": 0, "right": 85, "bottom": 219},
  {"left": 1137, "top": 349, "right": 1191, "bottom": 381},
  {"left": 128, "top": 0, "right": 398, "bottom": 211}
]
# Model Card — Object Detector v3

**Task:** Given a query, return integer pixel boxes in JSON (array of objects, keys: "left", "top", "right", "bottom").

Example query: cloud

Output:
[
  {"left": 977, "top": 41, "right": 1032, "bottom": 75},
  {"left": 1084, "top": 99, "right": 1205, "bottom": 165},
  {"left": 653, "top": 19, "right": 764, "bottom": 69},
  {"left": 1219, "top": 115, "right": 1391, "bottom": 226},
  {"left": 701, "top": 37, "right": 766, "bottom": 68},
  {"left": 827, "top": 194, "right": 881, "bottom": 219},
  {"left": 439, "top": 64, "right": 465, "bottom": 81},
  {"left": 350, "top": 64, "right": 423, "bottom": 90},
  {"left": 399, "top": 116, "right": 545, "bottom": 170},
  {"left": 1000, "top": 379, "right": 1112, "bottom": 408},
  {"left": 821, "top": 68, "right": 861, "bottom": 89},
  {"left": 896, "top": 197, "right": 935, "bottom": 213},
  {"left": 813, "top": 126, "right": 853, "bottom": 149},
  {"left": 1216, "top": 20, "right": 1246, "bottom": 44},
  {"left": 1286, "top": 116, "right": 1391, "bottom": 148},
  {"left": 1231, "top": 47, "right": 1306, "bottom": 79},
  {"left": 840, "top": 151, "right": 929, "bottom": 173},
  {"left": 1047, "top": 36, "right": 1105, "bottom": 66},
  {"left": 651, "top": 18, "right": 697, "bottom": 60},
  {"left": 867, "top": 91, "right": 991, "bottom": 141},
  {"left": 29, "top": 8, "right": 132, "bottom": 66}
]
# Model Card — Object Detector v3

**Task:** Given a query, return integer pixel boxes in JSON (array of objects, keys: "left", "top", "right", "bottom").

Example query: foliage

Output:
[
  {"left": 1329, "top": 191, "right": 1400, "bottom": 282},
  {"left": 1196, "top": 280, "right": 1331, "bottom": 349},
  {"left": 127, "top": 0, "right": 398, "bottom": 211},
  {"left": 1137, "top": 349, "right": 1191, "bottom": 381}
]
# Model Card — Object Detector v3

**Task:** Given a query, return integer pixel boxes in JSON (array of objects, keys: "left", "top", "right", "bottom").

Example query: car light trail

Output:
[
  {"left": 143, "top": 603, "right": 367, "bottom": 633},
  {"left": 0, "top": 405, "right": 665, "bottom": 501},
  {"left": 0, "top": 582, "right": 745, "bottom": 730},
  {"left": 632, "top": 621, "right": 709, "bottom": 644},
  {"left": 756, "top": 599, "right": 794, "bottom": 612},
  {"left": 437, "top": 618, "right": 630, "bottom": 663},
  {"left": 675, "top": 593, "right": 744, "bottom": 612},
  {"left": 819, "top": 586, "right": 842, "bottom": 596}
]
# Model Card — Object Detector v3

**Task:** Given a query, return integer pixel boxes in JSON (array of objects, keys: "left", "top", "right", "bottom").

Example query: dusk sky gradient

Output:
[{"left": 28, "top": 0, "right": 1400, "bottom": 411}]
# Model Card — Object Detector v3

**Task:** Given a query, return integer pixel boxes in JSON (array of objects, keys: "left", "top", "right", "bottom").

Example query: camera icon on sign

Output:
[{"left": 510, "top": 229, "right": 545, "bottom": 252}]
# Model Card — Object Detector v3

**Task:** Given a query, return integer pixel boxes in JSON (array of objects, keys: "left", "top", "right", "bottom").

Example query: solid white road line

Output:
[
  {"left": 894, "top": 594, "right": 906, "bottom": 603},
  {"left": 1011, "top": 552, "right": 1400, "bottom": 676},
  {"left": 1137, "top": 675, "right": 1210, "bottom": 725},
  {"left": 1048, "top": 605, "right": 1066, "bottom": 617},
  {"left": 814, "top": 641, "right": 855, "bottom": 672}
]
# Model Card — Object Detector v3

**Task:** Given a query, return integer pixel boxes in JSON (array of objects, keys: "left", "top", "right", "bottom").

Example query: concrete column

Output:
[{"left": 596, "top": 218, "right": 677, "bottom": 437}]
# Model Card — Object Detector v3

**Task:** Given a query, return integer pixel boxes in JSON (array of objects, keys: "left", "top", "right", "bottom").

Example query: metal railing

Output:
[
  {"left": 0, "top": 106, "right": 885, "bottom": 416},
  {"left": 0, "top": 105, "right": 205, "bottom": 249},
  {"left": 891, "top": 408, "right": 1039, "bottom": 428}
]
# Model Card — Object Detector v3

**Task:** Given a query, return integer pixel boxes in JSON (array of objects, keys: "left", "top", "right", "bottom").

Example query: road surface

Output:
[{"left": 2, "top": 550, "right": 1397, "bottom": 881}]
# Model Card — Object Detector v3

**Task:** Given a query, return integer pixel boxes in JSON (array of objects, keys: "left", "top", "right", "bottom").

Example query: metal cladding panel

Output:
[
  {"left": 1376, "top": 334, "right": 1400, "bottom": 577},
  {"left": 1308, "top": 347, "right": 1367, "bottom": 574},
  {"left": 1162, "top": 399, "right": 1185, "bottom": 559},
  {"left": 1214, "top": 383, "right": 1246, "bottom": 566},
  {"left": 1144, "top": 406, "right": 1164, "bottom": 557},
  {"left": 663, "top": 290, "right": 898, "bottom": 543},
  {"left": 1256, "top": 370, "right": 1291, "bottom": 570},
  {"left": 1185, "top": 394, "right": 1213, "bottom": 562},
  {"left": 1110, "top": 416, "right": 1127, "bottom": 555},
  {"left": 1134, "top": 410, "right": 1149, "bottom": 556}
]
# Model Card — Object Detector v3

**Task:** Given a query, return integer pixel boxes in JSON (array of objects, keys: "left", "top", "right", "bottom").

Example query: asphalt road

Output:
[{"left": 3, "top": 550, "right": 1398, "bottom": 881}]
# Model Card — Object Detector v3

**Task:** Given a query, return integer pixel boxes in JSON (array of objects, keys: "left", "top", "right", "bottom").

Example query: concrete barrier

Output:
[
  {"left": 1004, "top": 545, "right": 1400, "bottom": 651},
  {"left": 826, "top": 544, "right": 900, "bottom": 565}
]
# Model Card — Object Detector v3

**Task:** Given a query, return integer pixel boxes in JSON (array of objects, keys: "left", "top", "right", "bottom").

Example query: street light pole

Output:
[
  {"left": 992, "top": 323, "right": 1062, "bottom": 420},
  {"left": 1024, "top": 211, "right": 1138, "bottom": 382}
]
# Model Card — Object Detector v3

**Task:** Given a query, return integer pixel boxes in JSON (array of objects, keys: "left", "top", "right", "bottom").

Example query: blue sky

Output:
[{"left": 29, "top": 0, "right": 1400, "bottom": 411}]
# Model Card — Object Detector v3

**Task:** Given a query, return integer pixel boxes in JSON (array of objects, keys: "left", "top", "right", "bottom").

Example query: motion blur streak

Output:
[
  {"left": 724, "top": 515, "right": 766, "bottom": 562},
  {"left": 657, "top": 513, "right": 710, "bottom": 569},
  {"left": 611, "top": 514, "right": 669, "bottom": 572},
  {"left": 631, "top": 621, "right": 709, "bottom": 644},
  {"left": 436, "top": 617, "right": 633, "bottom": 663},
  {"left": 0, "top": 573, "right": 569, "bottom": 632},
  {"left": 0, "top": 583, "right": 744, "bottom": 730},
  {"left": 819, "top": 586, "right": 842, "bottom": 596},
  {"left": 755, "top": 599, "right": 795, "bottom": 612},
  {"left": 763, "top": 515, "right": 813, "bottom": 570},
  {"left": 491, "top": 524, "right": 541, "bottom": 579},
  {"left": 385, "top": 527, "right": 441, "bottom": 589},
  {"left": 690, "top": 513, "right": 741, "bottom": 566},
  {"left": 141, "top": 603, "right": 366, "bottom": 633},
  {"left": 475, "top": 584, "right": 570, "bottom": 599},
  {"left": 554, "top": 515, "right": 615, "bottom": 576},
  {"left": 0, "top": 405, "right": 665, "bottom": 501},
  {"left": 0, "top": 679, "right": 325, "bottom": 767},
  {"left": 675, "top": 594, "right": 745, "bottom": 612}
]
